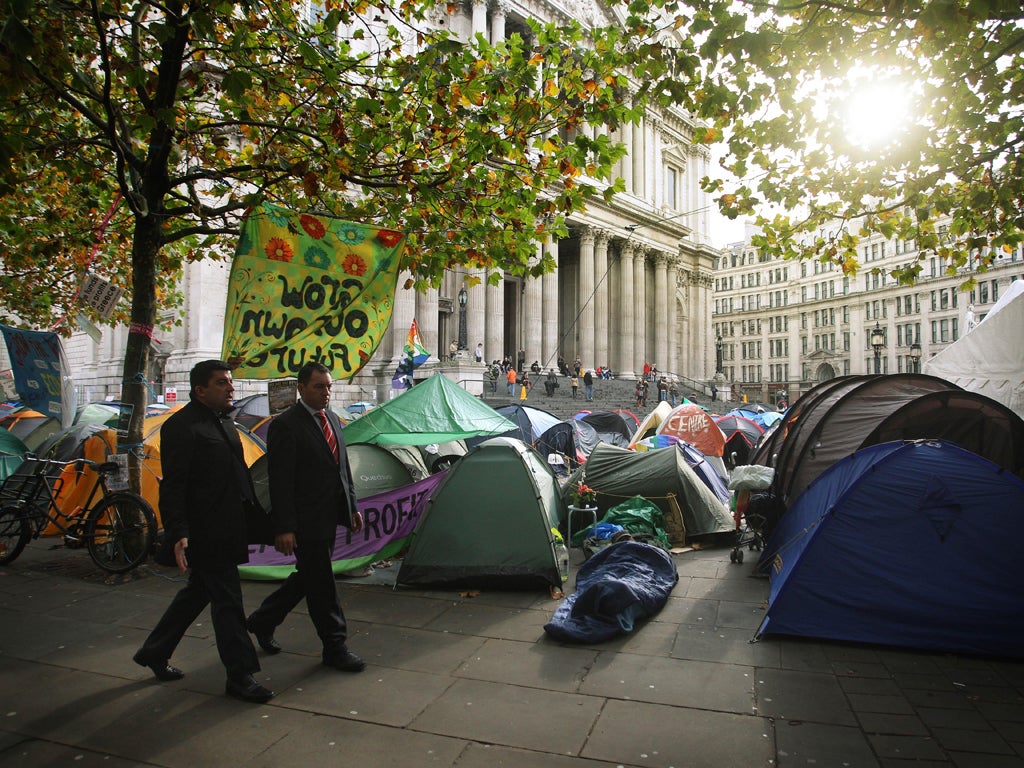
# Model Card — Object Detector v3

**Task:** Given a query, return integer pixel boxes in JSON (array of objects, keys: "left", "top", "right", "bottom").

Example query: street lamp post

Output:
[
  {"left": 870, "top": 322, "right": 885, "bottom": 374},
  {"left": 457, "top": 285, "right": 468, "bottom": 351},
  {"left": 715, "top": 334, "right": 723, "bottom": 375},
  {"left": 909, "top": 340, "right": 922, "bottom": 373}
]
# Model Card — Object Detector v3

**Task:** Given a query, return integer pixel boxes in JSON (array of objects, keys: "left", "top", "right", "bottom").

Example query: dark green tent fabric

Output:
[
  {"left": 0, "top": 426, "right": 28, "bottom": 481},
  {"left": 564, "top": 443, "right": 734, "bottom": 539},
  {"left": 343, "top": 374, "right": 517, "bottom": 446},
  {"left": 397, "top": 437, "right": 566, "bottom": 589}
]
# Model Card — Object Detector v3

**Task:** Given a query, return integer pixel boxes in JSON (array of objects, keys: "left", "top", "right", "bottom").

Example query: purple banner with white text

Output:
[{"left": 239, "top": 471, "right": 446, "bottom": 580}]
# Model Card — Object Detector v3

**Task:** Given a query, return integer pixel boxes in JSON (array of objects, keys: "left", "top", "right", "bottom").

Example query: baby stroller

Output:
[{"left": 727, "top": 465, "right": 775, "bottom": 564}]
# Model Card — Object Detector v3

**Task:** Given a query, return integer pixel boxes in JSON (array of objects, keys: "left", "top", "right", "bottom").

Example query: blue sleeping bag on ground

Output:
[{"left": 543, "top": 541, "right": 678, "bottom": 643}]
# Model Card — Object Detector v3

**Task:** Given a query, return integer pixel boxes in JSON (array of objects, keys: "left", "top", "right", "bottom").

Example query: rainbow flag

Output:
[{"left": 392, "top": 318, "right": 430, "bottom": 389}]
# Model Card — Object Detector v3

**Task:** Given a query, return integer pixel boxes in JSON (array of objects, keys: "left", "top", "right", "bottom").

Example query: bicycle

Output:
[{"left": 0, "top": 456, "right": 157, "bottom": 574}]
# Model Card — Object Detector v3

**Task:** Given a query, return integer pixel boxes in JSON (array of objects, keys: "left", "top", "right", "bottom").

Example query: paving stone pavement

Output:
[{"left": 0, "top": 542, "right": 1022, "bottom": 768}]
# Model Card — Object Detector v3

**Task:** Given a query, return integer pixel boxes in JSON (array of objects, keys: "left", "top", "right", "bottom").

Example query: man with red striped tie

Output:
[{"left": 246, "top": 361, "right": 366, "bottom": 673}]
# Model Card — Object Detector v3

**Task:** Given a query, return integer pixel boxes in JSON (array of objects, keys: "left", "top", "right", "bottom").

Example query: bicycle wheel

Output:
[
  {"left": 0, "top": 504, "right": 32, "bottom": 566},
  {"left": 85, "top": 492, "right": 157, "bottom": 573}
]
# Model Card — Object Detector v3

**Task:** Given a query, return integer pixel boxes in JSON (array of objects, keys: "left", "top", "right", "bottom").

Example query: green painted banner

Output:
[{"left": 222, "top": 204, "right": 404, "bottom": 379}]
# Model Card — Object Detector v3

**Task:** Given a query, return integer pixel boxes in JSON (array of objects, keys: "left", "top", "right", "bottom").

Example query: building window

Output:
[{"left": 665, "top": 166, "right": 677, "bottom": 209}]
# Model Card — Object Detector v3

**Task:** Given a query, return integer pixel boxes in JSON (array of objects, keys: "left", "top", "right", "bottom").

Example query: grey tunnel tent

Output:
[{"left": 563, "top": 443, "right": 734, "bottom": 540}]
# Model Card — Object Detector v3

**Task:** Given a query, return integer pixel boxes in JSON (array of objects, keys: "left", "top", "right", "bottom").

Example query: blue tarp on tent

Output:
[{"left": 757, "top": 440, "right": 1024, "bottom": 658}]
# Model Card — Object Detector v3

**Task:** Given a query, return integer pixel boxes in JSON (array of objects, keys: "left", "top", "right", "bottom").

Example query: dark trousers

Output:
[
  {"left": 137, "top": 562, "right": 259, "bottom": 682},
  {"left": 247, "top": 538, "right": 348, "bottom": 661}
]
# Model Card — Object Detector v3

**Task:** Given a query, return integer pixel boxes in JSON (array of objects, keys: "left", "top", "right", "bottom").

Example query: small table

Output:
[{"left": 567, "top": 505, "right": 598, "bottom": 549}]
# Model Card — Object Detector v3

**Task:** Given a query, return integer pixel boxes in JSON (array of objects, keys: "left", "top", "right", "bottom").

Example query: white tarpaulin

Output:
[{"left": 924, "top": 282, "right": 1024, "bottom": 419}]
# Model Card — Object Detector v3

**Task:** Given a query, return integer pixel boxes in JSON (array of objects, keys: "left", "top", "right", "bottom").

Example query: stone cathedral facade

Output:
[{"left": 63, "top": 0, "right": 719, "bottom": 406}]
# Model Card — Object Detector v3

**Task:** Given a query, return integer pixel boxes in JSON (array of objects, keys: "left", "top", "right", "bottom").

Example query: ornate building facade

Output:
[
  {"left": 60, "top": 0, "right": 719, "bottom": 406},
  {"left": 714, "top": 221, "right": 1024, "bottom": 405}
]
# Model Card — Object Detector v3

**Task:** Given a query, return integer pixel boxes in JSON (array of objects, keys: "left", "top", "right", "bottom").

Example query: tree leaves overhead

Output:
[
  {"left": 693, "top": 0, "right": 1024, "bottom": 285},
  {"left": 0, "top": 0, "right": 683, "bottom": 330}
]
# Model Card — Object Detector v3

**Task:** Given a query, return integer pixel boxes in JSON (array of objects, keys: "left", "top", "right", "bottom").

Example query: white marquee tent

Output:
[{"left": 924, "top": 281, "right": 1024, "bottom": 419}]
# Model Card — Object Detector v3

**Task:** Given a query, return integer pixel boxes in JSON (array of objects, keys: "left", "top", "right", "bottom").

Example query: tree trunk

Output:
[
  {"left": 116, "top": 2, "right": 188, "bottom": 494},
  {"left": 119, "top": 215, "right": 161, "bottom": 493}
]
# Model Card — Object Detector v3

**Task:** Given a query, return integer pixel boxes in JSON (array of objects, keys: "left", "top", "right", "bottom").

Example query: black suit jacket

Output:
[
  {"left": 267, "top": 403, "right": 359, "bottom": 543},
  {"left": 159, "top": 399, "right": 255, "bottom": 567}
]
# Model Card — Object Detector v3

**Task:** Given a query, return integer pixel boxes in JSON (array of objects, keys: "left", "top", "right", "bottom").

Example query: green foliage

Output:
[
  {"left": 692, "top": 1, "right": 1024, "bottom": 285},
  {"left": 0, "top": 0, "right": 689, "bottom": 328}
]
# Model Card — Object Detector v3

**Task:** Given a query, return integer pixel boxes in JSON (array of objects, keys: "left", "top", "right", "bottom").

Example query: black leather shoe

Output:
[
  {"left": 133, "top": 650, "right": 185, "bottom": 681},
  {"left": 323, "top": 649, "right": 366, "bottom": 672},
  {"left": 252, "top": 631, "right": 282, "bottom": 655},
  {"left": 225, "top": 676, "right": 275, "bottom": 703}
]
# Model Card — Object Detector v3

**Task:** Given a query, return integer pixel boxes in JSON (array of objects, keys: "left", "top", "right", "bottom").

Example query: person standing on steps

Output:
[
  {"left": 133, "top": 360, "right": 273, "bottom": 704},
  {"left": 246, "top": 361, "right": 367, "bottom": 675}
]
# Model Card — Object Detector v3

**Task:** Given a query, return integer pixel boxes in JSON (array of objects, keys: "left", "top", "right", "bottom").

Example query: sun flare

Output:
[{"left": 843, "top": 81, "right": 913, "bottom": 147}]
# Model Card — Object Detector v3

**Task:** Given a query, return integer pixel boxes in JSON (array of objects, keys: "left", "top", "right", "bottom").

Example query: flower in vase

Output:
[{"left": 574, "top": 482, "right": 597, "bottom": 507}]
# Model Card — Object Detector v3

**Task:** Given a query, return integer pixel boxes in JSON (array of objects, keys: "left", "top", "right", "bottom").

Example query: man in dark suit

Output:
[
  {"left": 133, "top": 360, "right": 273, "bottom": 703},
  {"left": 245, "top": 361, "right": 366, "bottom": 672}
]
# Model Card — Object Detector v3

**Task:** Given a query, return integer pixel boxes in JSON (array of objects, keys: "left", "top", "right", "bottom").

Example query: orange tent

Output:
[
  {"left": 93, "top": 412, "right": 265, "bottom": 528},
  {"left": 656, "top": 403, "right": 727, "bottom": 458},
  {"left": 38, "top": 410, "right": 263, "bottom": 532}
]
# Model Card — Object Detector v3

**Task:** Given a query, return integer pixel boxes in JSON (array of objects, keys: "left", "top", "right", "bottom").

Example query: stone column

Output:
[
  {"left": 578, "top": 226, "right": 596, "bottom": 369},
  {"left": 594, "top": 229, "right": 610, "bottom": 370},
  {"left": 471, "top": 0, "right": 487, "bottom": 38},
  {"left": 644, "top": 117, "right": 657, "bottom": 207},
  {"left": 523, "top": 242, "right": 544, "bottom": 367},
  {"left": 652, "top": 120, "right": 665, "bottom": 209},
  {"left": 489, "top": 0, "right": 506, "bottom": 43},
  {"left": 621, "top": 112, "right": 634, "bottom": 195},
  {"left": 416, "top": 286, "right": 440, "bottom": 363},
  {"left": 388, "top": 273, "right": 416, "bottom": 367},
  {"left": 485, "top": 268, "right": 504, "bottom": 365},
  {"left": 667, "top": 256, "right": 680, "bottom": 377},
  {"left": 632, "top": 114, "right": 645, "bottom": 200},
  {"left": 654, "top": 250, "right": 668, "bottom": 373},
  {"left": 695, "top": 145, "right": 712, "bottom": 243},
  {"left": 619, "top": 241, "right": 635, "bottom": 379},
  {"left": 542, "top": 235, "right": 560, "bottom": 366},
  {"left": 466, "top": 269, "right": 486, "bottom": 361},
  {"left": 633, "top": 248, "right": 647, "bottom": 374}
]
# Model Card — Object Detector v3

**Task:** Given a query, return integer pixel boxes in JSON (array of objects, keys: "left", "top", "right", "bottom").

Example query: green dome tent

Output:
[
  {"left": 0, "top": 426, "right": 28, "bottom": 481},
  {"left": 397, "top": 437, "right": 565, "bottom": 590},
  {"left": 342, "top": 373, "right": 517, "bottom": 446}
]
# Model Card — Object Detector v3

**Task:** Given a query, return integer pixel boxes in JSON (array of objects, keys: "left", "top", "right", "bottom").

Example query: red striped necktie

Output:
[{"left": 316, "top": 410, "right": 339, "bottom": 462}]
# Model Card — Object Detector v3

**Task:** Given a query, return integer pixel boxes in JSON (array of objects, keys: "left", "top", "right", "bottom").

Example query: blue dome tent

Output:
[{"left": 756, "top": 440, "right": 1024, "bottom": 658}]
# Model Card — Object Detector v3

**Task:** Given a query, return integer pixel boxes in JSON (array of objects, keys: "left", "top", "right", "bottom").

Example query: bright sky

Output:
[{"left": 704, "top": 64, "right": 918, "bottom": 250}]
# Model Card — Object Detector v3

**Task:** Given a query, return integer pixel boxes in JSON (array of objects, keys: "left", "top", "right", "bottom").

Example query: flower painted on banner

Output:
[
  {"left": 375, "top": 229, "right": 403, "bottom": 248},
  {"left": 265, "top": 209, "right": 290, "bottom": 228},
  {"left": 300, "top": 214, "right": 327, "bottom": 239},
  {"left": 342, "top": 251, "right": 368, "bottom": 276},
  {"left": 265, "top": 237, "right": 294, "bottom": 262},
  {"left": 339, "top": 223, "right": 365, "bottom": 246},
  {"left": 303, "top": 245, "right": 331, "bottom": 269}
]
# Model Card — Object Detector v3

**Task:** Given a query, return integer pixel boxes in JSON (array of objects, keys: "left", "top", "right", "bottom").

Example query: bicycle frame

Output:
[
  {"left": 1, "top": 458, "right": 108, "bottom": 541},
  {"left": 1, "top": 456, "right": 157, "bottom": 574}
]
